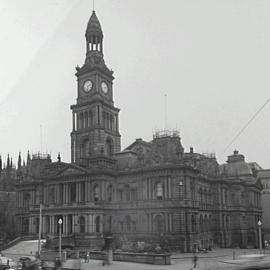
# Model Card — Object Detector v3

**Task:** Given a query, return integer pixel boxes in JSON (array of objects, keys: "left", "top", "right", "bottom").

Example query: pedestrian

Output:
[
  {"left": 85, "top": 251, "right": 90, "bottom": 263},
  {"left": 191, "top": 250, "right": 198, "bottom": 269}
]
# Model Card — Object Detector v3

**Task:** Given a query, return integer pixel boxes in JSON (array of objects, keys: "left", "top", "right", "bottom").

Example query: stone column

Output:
[
  {"left": 52, "top": 216, "right": 55, "bottom": 234},
  {"left": 116, "top": 114, "right": 119, "bottom": 132},
  {"left": 63, "top": 216, "right": 67, "bottom": 235},
  {"left": 42, "top": 216, "right": 45, "bottom": 234},
  {"left": 149, "top": 214, "right": 152, "bottom": 232},
  {"left": 66, "top": 184, "right": 69, "bottom": 204},
  {"left": 90, "top": 215, "right": 94, "bottom": 233},
  {"left": 73, "top": 215, "right": 78, "bottom": 233},
  {"left": 85, "top": 182, "right": 89, "bottom": 201},
  {"left": 164, "top": 178, "right": 168, "bottom": 199},
  {"left": 169, "top": 213, "right": 173, "bottom": 232},
  {"left": 168, "top": 177, "right": 172, "bottom": 198},
  {"left": 73, "top": 112, "right": 75, "bottom": 131},
  {"left": 76, "top": 183, "right": 80, "bottom": 202},
  {"left": 55, "top": 185, "right": 58, "bottom": 204},
  {"left": 29, "top": 217, "right": 32, "bottom": 233},
  {"left": 63, "top": 185, "right": 66, "bottom": 204}
]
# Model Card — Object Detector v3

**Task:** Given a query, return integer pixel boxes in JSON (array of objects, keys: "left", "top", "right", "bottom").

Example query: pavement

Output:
[
  {"left": 2, "top": 241, "right": 270, "bottom": 270},
  {"left": 2, "top": 239, "right": 45, "bottom": 261},
  {"left": 81, "top": 248, "right": 270, "bottom": 270}
]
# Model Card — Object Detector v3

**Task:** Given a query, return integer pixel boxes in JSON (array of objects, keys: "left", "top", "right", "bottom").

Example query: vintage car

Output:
[{"left": 17, "top": 257, "right": 40, "bottom": 270}]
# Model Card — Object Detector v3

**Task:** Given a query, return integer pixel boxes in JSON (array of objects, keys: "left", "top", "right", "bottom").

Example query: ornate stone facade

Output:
[{"left": 15, "top": 11, "right": 262, "bottom": 252}]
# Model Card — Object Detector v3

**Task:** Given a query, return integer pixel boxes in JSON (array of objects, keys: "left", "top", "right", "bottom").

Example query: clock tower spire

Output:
[{"left": 70, "top": 11, "right": 121, "bottom": 166}]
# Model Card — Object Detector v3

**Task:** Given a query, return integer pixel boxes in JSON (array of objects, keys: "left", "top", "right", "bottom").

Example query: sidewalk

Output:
[{"left": 80, "top": 248, "right": 269, "bottom": 270}]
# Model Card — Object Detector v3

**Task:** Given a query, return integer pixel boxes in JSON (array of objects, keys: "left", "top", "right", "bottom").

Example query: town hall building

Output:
[{"left": 15, "top": 10, "right": 263, "bottom": 252}]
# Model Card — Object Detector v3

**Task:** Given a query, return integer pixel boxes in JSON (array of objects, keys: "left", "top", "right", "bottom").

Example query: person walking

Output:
[
  {"left": 191, "top": 250, "right": 198, "bottom": 269},
  {"left": 85, "top": 251, "right": 90, "bottom": 263}
]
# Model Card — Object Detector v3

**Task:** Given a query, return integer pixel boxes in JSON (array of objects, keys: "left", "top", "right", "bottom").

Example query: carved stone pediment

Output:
[{"left": 56, "top": 166, "right": 88, "bottom": 177}]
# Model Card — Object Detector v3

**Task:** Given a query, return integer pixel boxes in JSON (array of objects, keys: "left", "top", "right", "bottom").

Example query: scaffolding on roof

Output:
[
  {"left": 153, "top": 129, "right": 180, "bottom": 139},
  {"left": 32, "top": 152, "right": 51, "bottom": 160}
]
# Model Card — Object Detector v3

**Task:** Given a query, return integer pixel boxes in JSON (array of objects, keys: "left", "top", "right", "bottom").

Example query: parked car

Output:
[{"left": 17, "top": 257, "right": 39, "bottom": 270}]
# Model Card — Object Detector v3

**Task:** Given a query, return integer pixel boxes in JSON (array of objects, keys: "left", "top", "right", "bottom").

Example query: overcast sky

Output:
[{"left": 0, "top": 0, "right": 270, "bottom": 168}]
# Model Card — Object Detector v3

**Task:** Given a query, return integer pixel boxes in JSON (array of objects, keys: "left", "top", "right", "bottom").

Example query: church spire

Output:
[
  {"left": 27, "top": 150, "right": 31, "bottom": 165},
  {"left": 18, "top": 152, "right": 22, "bottom": 171},
  {"left": 7, "top": 154, "right": 10, "bottom": 168}
]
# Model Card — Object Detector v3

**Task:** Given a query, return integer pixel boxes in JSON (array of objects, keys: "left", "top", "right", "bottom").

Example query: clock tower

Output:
[{"left": 70, "top": 10, "right": 121, "bottom": 166}]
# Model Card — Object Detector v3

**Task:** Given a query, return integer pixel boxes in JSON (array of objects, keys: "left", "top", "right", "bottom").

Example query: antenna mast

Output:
[{"left": 40, "top": 125, "right": 43, "bottom": 153}]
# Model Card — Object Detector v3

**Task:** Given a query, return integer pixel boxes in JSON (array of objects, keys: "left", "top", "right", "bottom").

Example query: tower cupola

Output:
[{"left": 85, "top": 11, "right": 103, "bottom": 54}]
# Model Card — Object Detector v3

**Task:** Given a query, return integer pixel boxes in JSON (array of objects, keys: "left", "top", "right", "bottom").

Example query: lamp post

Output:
[
  {"left": 258, "top": 220, "right": 262, "bottom": 254},
  {"left": 58, "top": 219, "right": 63, "bottom": 261}
]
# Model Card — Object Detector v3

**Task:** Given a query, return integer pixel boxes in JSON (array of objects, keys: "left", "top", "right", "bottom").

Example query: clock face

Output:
[
  {"left": 101, "top": 82, "right": 108, "bottom": 94},
  {"left": 83, "top": 80, "right": 93, "bottom": 92}
]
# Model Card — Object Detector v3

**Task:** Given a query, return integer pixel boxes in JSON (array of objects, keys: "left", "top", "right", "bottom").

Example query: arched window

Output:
[
  {"left": 199, "top": 215, "right": 203, "bottom": 232},
  {"left": 119, "top": 221, "right": 123, "bottom": 232},
  {"left": 191, "top": 181, "right": 195, "bottom": 200},
  {"left": 70, "top": 183, "right": 76, "bottom": 203},
  {"left": 191, "top": 215, "right": 196, "bottom": 232},
  {"left": 88, "top": 111, "right": 93, "bottom": 127},
  {"left": 81, "top": 182, "right": 85, "bottom": 202},
  {"left": 95, "top": 216, "right": 101, "bottom": 233},
  {"left": 23, "top": 193, "right": 31, "bottom": 208},
  {"left": 45, "top": 216, "right": 50, "bottom": 233},
  {"left": 35, "top": 217, "right": 39, "bottom": 234},
  {"left": 132, "top": 221, "right": 136, "bottom": 232},
  {"left": 84, "top": 111, "right": 88, "bottom": 128},
  {"left": 131, "top": 189, "right": 137, "bottom": 201},
  {"left": 225, "top": 189, "right": 228, "bottom": 205},
  {"left": 208, "top": 189, "right": 212, "bottom": 205},
  {"left": 83, "top": 139, "right": 90, "bottom": 158},
  {"left": 94, "top": 185, "right": 100, "bottom": 201},
  {"left": 49, "top": 186, "right": 55, "bottom": 204},
  {"left": 102, "top": 112, "right": 106, "bottom": 128},
  {"left": 108, "top": 216, "right": 112, "bottom": 232},
  {"left": 226, "top": 215, "right": 229, "bottom": 228},
  {"left": 79, "top": 216, "right": 86, "bottom": 233},
  {"left": 155, "top": 182, "right": 163, "bottom": 200},
  {"left": 204, "top": 214, "right": 208, "bottom": 231},
  {"left": 153, "top": 214, "right": 164, "bottom": 233},
  {"left": 107, "top": 184, "right": 113, "bottom": 201},
  {"left": 199, "top": 188, "right": 202, "bottom": 204},
  {"left": 204, "top": 188, "right": 207, "bottom": 204},
  {"left": 125, "top": 216, "right": 131, "bottom": 232},
  {"left": 125, "top": 185, "right": 130, "bottom": 201},
  {"left": 105, "top": 137, "right": 113, "bottom": 156},
  {"left": 80, "top": 113, "right": 84, "bottom": 129},
  {"left": 209, "top": 214, "right": 212, "bottom": 230}
]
